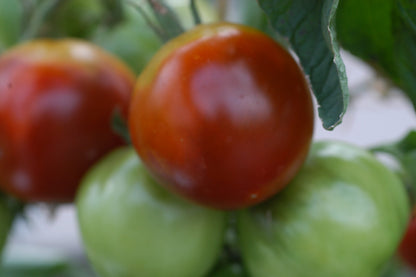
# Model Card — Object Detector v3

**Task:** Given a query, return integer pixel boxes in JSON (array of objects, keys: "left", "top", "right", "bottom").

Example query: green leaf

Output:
[
  {"left": 394, "top": 0, "right": 416, "bottom": 108},
  {"left": 336, "top": 0, "right": 416, "bottom": 114},
  {"left": 258, "top": 0, "right": 349, "bottom": 130},
  {"left": 396, "top": 130, "right": 416, "bottom": 153}
]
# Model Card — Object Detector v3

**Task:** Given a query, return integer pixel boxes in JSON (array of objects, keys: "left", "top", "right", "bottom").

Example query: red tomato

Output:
[
  {"left": 0, "top": 39, "right": 135, "bottom": 202},
  {"left": 399, "top": 210, "right": 416, "bottom": 269},
  {"left": 129, "top": 23, "right": 314, "bottom": 209}
]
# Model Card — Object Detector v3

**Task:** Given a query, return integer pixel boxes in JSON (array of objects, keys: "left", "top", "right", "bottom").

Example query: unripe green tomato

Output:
[
  {"left": 76, "top": 147, "right": 227, "bottom": 277},
  {"left": 238, "top": 141, "right": 410, "bottom": 277}
]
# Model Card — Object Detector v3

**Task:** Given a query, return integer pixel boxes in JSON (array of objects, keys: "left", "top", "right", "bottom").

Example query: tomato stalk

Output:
[
  {"left": 125, "top": 0, "right": 167, "bottom": 41},
  {"left": 19, "top": 0, "right": 63, "bottom": 41},
  {"left": 190, "top": 0, "right": 202, "bottom": 25},
  {"left": 216, "top": 0, "right": 228, "bottom": 21},
  {"left": 145, "top": 0, "right": 185, "bottom": 42}
]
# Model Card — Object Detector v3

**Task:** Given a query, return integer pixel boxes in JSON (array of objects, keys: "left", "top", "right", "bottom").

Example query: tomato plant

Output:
[
  {"left": 0, "top": 39, "right": 135, "bottom": 202},
  {"left": 76, "top": 147, "right": 227, "bottom": 277},
  {"left": 237, "top": 141, "right": 410, "bottom": 277},
  {"left": 129, "top": 22, "right": 314, "bottom": 210}
]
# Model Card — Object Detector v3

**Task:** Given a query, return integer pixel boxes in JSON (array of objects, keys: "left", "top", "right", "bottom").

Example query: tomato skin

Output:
[
  {"left": 76, "top": 147, "right": 227, "bottom": 277},
  {"left": 398, "top": 211, "right": 416, "bottom": 270},
  {"left": 129, "top": 22, "right": 314, "bottom": 210},
  {"left": 0, "top": 39, "right": 135, "bottom": 202},
  {"left": 237, "top": 141, "right": 410, "bottom": 277}
]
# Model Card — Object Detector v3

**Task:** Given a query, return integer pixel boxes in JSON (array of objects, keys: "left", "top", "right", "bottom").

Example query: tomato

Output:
[
  {"left": 128, "top": 22, "right": 314, "bottom": 210},
  {"left": 237, "top": 141, "right": 410, "bottom": 277},
  {"left": 398, "top": 209, "right": 416, "bottom": 270},
  {"left": 0, "top": 39, "right": 135, "bottom": 202},
  {"left": 76, "top": 147, "right": 227, "bottom": 277}
]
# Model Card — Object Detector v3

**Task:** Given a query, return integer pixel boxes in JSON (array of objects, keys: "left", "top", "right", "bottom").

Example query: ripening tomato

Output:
[
  {"left": 129, "top": 22, "right": 314, "bottom": 210},
  {"left": 0, "top": 39, "right": 135, "bottom": 202}
]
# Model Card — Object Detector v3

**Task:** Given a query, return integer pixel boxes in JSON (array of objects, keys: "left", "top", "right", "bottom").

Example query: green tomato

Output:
[
  {"left": 238, "top": 141, "right": 410, "bottom": 277},
  {"left": 76, "top": 147, "right": 227, "bottom": 277}
]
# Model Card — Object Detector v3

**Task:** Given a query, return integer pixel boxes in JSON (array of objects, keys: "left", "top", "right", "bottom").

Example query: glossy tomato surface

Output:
[
  {"left": 129, "top": 22, "right": 314, "bottom": 210},
  {"left": 0, "top": 39, "right": 135, "bottom": 202},
  {"left": 77, "top": 147, "right": 227, "bottom": 277},
  {"left": 238, "top": 141, "right": 410, "bottom": 277}
]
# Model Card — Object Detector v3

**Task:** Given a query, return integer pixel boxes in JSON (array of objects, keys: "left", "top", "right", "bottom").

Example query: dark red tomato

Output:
[
  {"left": 129, "top": 22, "right": 314, "bottom": 210},
  {"left": 0, "top": 39, "right": 135, "bottom": 202},
  {"left": 399, "top": 209, "right": 416, "bottom": 270}
]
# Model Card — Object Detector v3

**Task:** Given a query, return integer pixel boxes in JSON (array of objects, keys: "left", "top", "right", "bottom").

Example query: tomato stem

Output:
[
  {"left": 126, "top": 0, "right": 166, "bottom": 41},
  {"left": 216, "top": 0, "right": 228, "bottom": 21},
  {"left": 19, "top": 0, "right": 63, "bottom": 41},
  {"left": 146, "top": 0, "right": 185, "bottom": 42},
  {"left": 190, "top": 0, "right": 202, "bottom": 25}
]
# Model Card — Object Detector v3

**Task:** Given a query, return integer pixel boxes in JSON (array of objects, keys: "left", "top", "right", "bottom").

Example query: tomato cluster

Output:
[{"left": 0, "top": 2, "right": 412, "bottom": 276}]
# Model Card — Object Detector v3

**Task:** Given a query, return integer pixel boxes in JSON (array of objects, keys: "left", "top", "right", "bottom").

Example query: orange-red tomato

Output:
[
  {"left": 0, "top": 39, "right": 135, "bottom": 202},
  {"left": 129, "top": 23, "right": 314, "bottom": 209}
]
